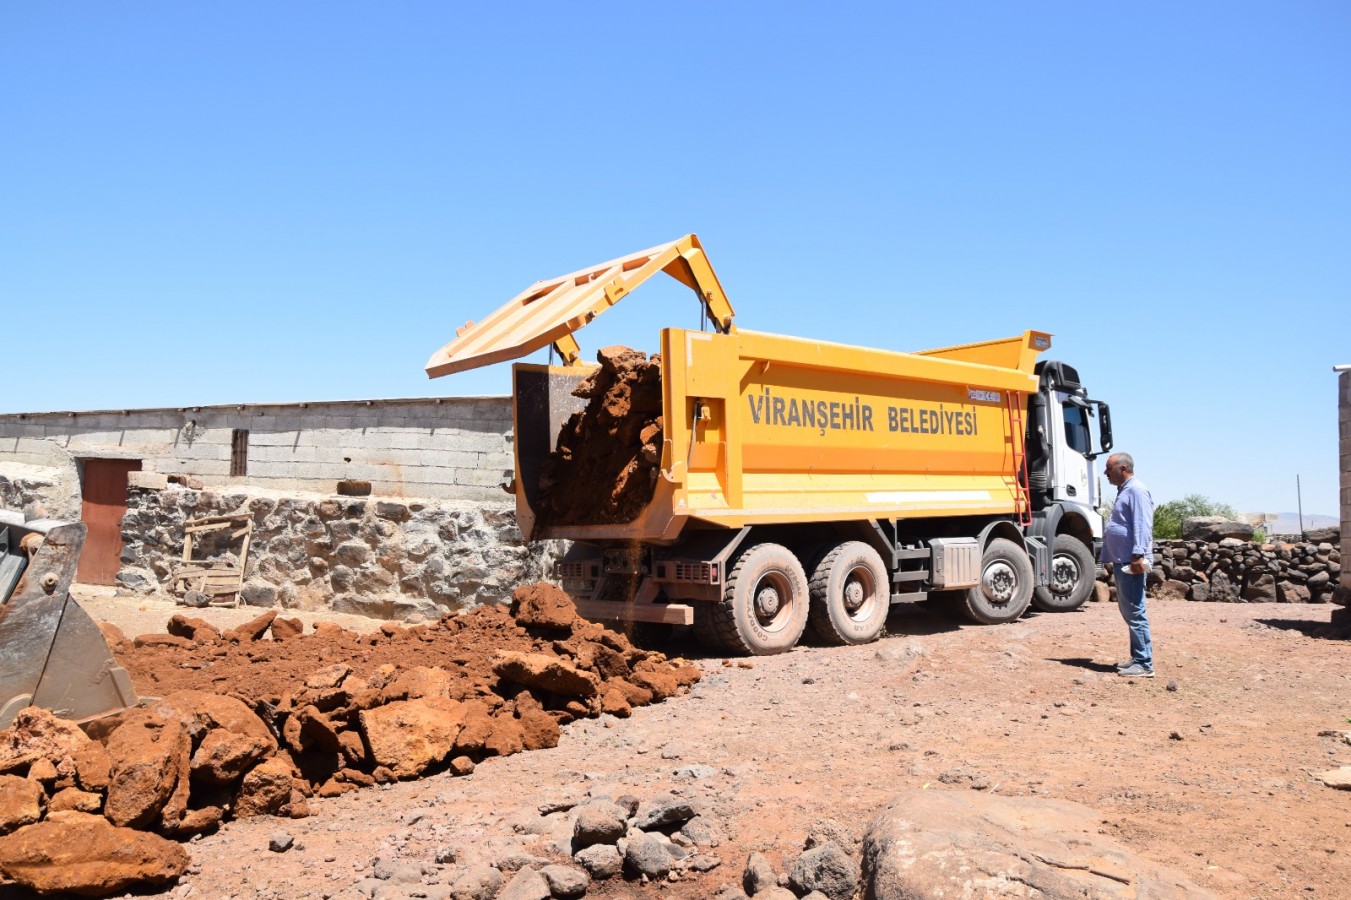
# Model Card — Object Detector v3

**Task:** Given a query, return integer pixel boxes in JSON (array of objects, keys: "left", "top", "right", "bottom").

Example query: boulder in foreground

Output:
[
  {"left": 863, "top": 789, "right": 1214, "bottom": 899},
  {"left": 0, "top": 810, "right": 189, "bottom": 897}
]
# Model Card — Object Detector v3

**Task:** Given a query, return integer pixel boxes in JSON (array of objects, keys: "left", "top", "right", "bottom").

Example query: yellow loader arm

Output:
[{"left": 426, "top": 233, "right": 735, "bottom": 377}]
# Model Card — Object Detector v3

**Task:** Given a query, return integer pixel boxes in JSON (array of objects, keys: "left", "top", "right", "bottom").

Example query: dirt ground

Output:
[{"left": 57, "top": 588, "right": 1351, "bottom": 898}]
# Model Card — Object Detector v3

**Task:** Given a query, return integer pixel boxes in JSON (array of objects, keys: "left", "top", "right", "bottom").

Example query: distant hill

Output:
[{"left": 1261, "top": 512, "right": 1339, "bottom": 535}]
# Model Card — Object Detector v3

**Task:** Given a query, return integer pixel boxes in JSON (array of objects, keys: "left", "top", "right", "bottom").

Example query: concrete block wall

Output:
[{"left": 0, "top": 397, "right": 514, "bottom": 503}]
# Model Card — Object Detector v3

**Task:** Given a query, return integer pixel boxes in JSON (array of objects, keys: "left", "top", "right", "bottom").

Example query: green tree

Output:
[{"left": 1153, "top": 494, "right": 1239, "bottom": 539}]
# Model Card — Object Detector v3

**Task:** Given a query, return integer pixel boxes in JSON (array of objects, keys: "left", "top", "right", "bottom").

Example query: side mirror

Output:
[{"left": 1093, "top": 401, "right": 1113, "bottom": 456}]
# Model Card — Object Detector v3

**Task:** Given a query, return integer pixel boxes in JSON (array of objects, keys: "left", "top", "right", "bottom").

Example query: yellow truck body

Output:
[{"left": 512, "top": 326, "right": 1047, "bottom": 544}]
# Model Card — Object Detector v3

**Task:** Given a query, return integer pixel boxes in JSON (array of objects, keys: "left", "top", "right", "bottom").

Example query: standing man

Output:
[{"left": 1102, "top": 452, "right": 1155, "bottom": 677}]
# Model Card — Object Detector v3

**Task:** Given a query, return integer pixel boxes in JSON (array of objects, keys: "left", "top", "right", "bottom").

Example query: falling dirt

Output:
[{"left": 537, "top": 346, "right": 664, "bottom": 526}]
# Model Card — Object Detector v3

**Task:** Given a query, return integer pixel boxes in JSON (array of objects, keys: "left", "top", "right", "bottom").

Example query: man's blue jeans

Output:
[{"left": 1115, "top": 569, "right": 1152, "bottom": 669}]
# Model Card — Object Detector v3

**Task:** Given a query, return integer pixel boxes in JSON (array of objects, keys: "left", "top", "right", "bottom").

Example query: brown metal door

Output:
[{"left": 77, "top": 459, "right": 142, "bottom": 585}]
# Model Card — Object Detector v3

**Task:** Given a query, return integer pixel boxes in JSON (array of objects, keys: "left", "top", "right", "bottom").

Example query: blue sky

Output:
[{"left": 2, "top": 3, "right": 1347, "bottom": 516}]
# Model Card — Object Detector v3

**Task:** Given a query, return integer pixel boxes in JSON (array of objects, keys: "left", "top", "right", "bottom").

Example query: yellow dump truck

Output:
[{"left": 427, "top": 235, "right": 1113, "bottom": 654}]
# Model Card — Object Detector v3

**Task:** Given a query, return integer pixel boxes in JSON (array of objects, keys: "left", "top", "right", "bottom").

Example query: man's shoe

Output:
[
  {"left": 1117, "top": 663, "right": 1154, "bottom": 678},
  {"left": 1114, "top": 661, "right": 1133, "bottom": 670}
]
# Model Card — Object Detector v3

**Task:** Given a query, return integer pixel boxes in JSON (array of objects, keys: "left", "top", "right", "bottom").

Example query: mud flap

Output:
[{"left": 1023, "top": 535, "right": 1050, "bottom": 586}]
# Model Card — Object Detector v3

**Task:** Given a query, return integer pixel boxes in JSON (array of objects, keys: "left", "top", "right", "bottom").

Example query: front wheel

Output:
[
  {"left": 961, "top": 537, "right": 1034, "bottom": 624},
  {"left": 1031, "top": 534, "right": 1096, "bottom": 612},
  {"left": 710, "top": 543, "right": 809, "bottom": 655}
]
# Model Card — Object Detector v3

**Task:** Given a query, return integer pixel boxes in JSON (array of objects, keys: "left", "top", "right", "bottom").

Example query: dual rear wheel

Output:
[{"left": 705, "top": 540, "right": 889, "bottom": 655}]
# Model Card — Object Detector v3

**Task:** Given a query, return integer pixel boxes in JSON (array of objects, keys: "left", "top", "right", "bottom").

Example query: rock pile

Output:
[
  {"left": 537, "top": 346, "right": 664, "bottom": 526},
  {"left": 722, "top": 821, "right": 860, "bottom": 900},
  {"left": 1097, "top": 535, "right": 1342, "bottom": 605},
  {"left": 116, "top": 485, "right": 561, "bottom": 618},
  {"left": 568, "top": 794, "right": 723, "bottom": 884},
  {"left": 0, "top": 584, "right": 698, "bottom": 896},
  {"left": 322, "top": 787, "right": 734, "bottom": 898}
]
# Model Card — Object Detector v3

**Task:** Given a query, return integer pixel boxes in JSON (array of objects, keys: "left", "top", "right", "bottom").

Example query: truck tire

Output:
[
  {"left": 711, "top": 543, "right": 809, "bottom": 655},
  {"left": 807, "top": 541, "right": 889, "bottom": 645},
  {"left": 1031, "top": 534, "right": 1096, "bottom": 612},
  {"left": 961, "top": 537, "right": 1034, "bottom": 625},
  {"left": 692, "top": 609, "right": 726, "bottom": 652}
]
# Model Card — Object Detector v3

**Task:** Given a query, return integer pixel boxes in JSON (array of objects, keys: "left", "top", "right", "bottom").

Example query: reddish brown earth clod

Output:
[{"left": 537, "top": 345, "right": 664, "bottom": 525}]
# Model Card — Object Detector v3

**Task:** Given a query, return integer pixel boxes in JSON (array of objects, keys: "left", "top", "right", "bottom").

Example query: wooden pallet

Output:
[{"left": 170, "top": 515, "right": 252, "bottom": 607}]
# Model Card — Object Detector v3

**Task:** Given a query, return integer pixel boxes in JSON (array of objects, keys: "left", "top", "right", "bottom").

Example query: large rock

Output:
[
  {"left": 1242, "top": 573, "right": 1278, "bottom": 603},
  {"left": 863, "top": 790, "right": 1214, "bottom": 899},
  {"left": 0, "top": 776, "right": 43, "bottom": 834},
  {"left": 450, "top": 864, "right": 504, "bottom": 900},
  {"left": 0, "top": 810, "right": 189, "bottom": 896},
  {"left": 573, "top": 843, "right": 622, "bottom": 879},
  {"left": 1304, "top": 526, "right": 1340, "bottom": 543},
  {"left": 624, "top": 832, "right": 673, "bottom": 880},
  {"left": 1278, "top": 580, "right": 1311, "bottom": 603},
  {"left": 152, "top": 691, "right": 277, "bottom": 785},
  {"left": 493, "top": 651, "right": 600, "bottom": 697},
  {"left": 165, "top": 613, "right": 222, "bottom": 642},
  {"left": 540, "top": 864, "right": 589, "bottom": 898},
  {"left": 511, "top": 582, "right": 577, "bottom": 630},
  {"left": 633, "top": 799, "right": 696, "bottom": 830},
  {"left": 103, "top": 708, "right": 190, "bottom": 829},
  {"left": 234, "top": 755, "right": 298, "bottom": 818},
  {"left": 743, "top": 851, "right": 777, "bottom": 895},
  {"left": 358, "top": 698, "right": 464, "bottom": 778},
  {"left": 0, "top": 707, "right": 92, "bottom": 774},
  {"left": 1182, "top": 517, "right": 1253, "bottom": 542},
  {"left": 788, "top": 842, "right": 857, "bottom": 900},
  {"left": 1316, "top": 766, "right": 1351, "bottom": 789},
  {"left": 498, "top": 867, "right": 551, "bottom": 900},
  {"left": 572, "top": 800, "right": 628, "bottom": 849},
  {"left": 191, "top": 728, "right": 270, "bottom": 786},
  {"left": 49, "top": 787, "right": 102, "bottom": 814},
  {"left": 224, "top": 609, "right": 278, "bottom": 642}
]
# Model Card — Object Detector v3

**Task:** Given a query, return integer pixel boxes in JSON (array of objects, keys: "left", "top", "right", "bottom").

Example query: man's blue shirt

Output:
[{"left": 1101, "top": 475, "right": 1154, "bottom": 565}]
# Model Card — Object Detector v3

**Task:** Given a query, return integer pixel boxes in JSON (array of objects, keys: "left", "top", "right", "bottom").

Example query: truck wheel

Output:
[
  {"left": 1031, "top": 534, "right": 1096, "bottom": 612},
  {"left": 961, "top": 537, "right": 1034, "bottom": 624},
  {"left": 712, "top": 543, "right": 809, "bottom": 655},
  {"left": 693, "top": 610, "right": 726, "bottom": 652},
  {"left": 808, "top": 541, "right": 889, "bottom": 645}
]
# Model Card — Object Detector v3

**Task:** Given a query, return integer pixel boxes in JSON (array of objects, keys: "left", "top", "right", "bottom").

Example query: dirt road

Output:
[{"left": 65, "top": 591, "right": 1351, "bottom": 898}]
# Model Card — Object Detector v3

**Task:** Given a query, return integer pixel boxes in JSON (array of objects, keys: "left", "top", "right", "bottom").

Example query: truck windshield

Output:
[{"left": 1062, "top": 403, "right": 1091, "bottom": 455}]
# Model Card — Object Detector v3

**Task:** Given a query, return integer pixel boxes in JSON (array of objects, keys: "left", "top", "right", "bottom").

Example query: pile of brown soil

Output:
[
  {"left": 537, "top": 346, "right": 664, "bottom": 525},
  {"left": 110, "top": 584, "right": 698, "bottom": 768},
  {"left": 0, "top": 585, "right": 699, "bottom": 896}
]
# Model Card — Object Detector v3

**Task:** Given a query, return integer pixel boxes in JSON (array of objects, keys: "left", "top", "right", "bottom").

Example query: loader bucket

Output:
[{"left": 0, "top": 516, "right": 139, "bottom": 730}]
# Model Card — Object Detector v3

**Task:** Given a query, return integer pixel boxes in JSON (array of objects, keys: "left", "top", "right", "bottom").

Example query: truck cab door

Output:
[{"left": 1049, "top": 393, "right": 1097, "bottom": 517}]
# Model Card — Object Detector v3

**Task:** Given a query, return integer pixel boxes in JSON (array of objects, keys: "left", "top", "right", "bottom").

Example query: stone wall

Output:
[
  {"left": 1339, "top": 370, "right": 1350, "bottom": 604},
  {"left": 0, "top": 396, "right": 514, "bottom": 502},
  {"left": 116, "top": 482, "right": 564, "bottom": 620},
  {"left": 0, "top": 461, "right": 82, "bottom": 522},
  {"left": 1097, "top": 534, "right": 1342, "bottom": 604}
]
